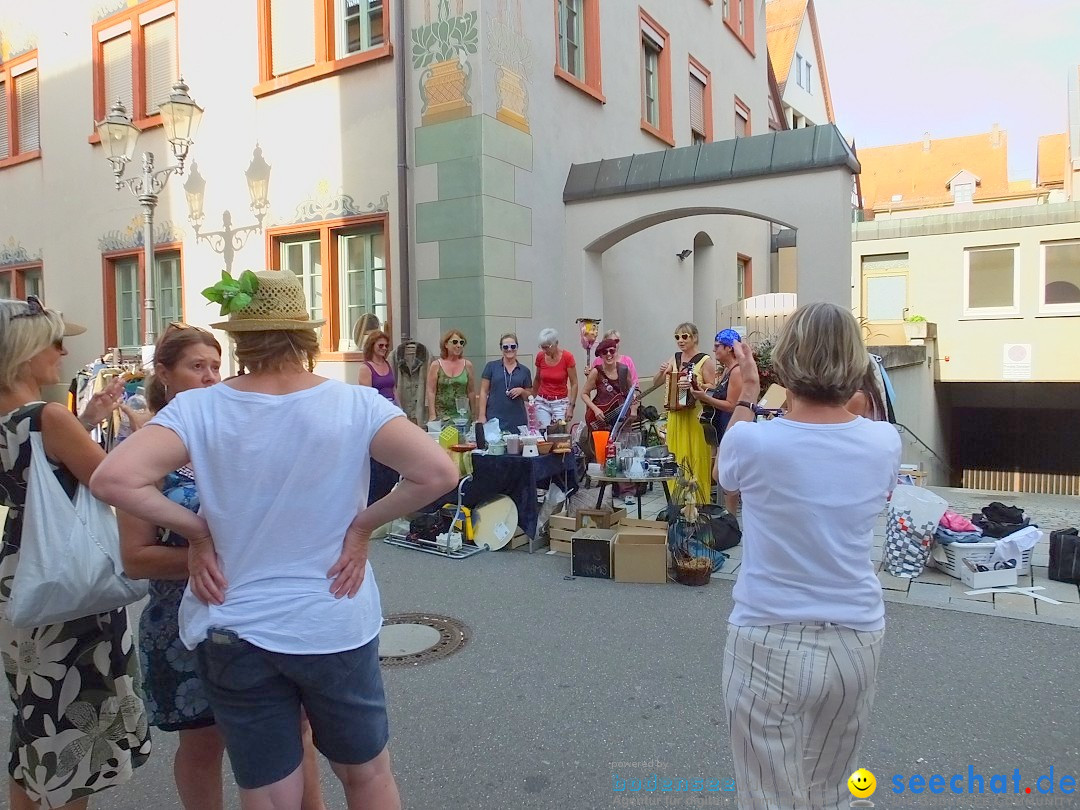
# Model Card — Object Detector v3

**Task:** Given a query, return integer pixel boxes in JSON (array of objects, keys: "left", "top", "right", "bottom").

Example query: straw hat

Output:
[{"left": 210, "top": 270, "right": 325, "bottom": 332}]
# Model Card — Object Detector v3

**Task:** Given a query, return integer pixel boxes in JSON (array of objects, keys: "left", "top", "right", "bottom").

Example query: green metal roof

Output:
[{"left": 563, "top": 124, "right": 859, "bottom": 203}]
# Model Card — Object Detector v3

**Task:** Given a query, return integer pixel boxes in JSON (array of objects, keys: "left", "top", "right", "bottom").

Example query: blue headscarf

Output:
[{"left": 715, "top": 328, "right": 742, "bottom": 347}]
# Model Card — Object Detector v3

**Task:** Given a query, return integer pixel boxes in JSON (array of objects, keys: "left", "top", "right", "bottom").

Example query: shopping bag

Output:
[
  {"left": 882, "top": 484, "right": 948, "bottom": 578},
  {"left": 1048, "top": 528, "right": 1080, "bottom": 585},
  {"left": 6, "top": 433, "right": 148, "bottom": 628}
]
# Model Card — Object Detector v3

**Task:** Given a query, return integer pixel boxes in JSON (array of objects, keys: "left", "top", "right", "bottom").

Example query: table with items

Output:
[{"left": 464, "top": 451, "right": 578, "bottom": 552}]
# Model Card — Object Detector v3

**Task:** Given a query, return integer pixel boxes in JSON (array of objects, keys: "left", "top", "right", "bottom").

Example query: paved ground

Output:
[
  {"left": 1, "top": 485, "right": 1077, "bottom": 809},
  {"left": 610, "top": 483, "right": 1080, "bottom": 628}
]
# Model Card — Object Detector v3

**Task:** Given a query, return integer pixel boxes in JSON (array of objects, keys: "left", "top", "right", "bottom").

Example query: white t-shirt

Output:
[
  {"left": 718, "top": 417, "right": 901, "bottom": 632},
  {"left": 151, "top": 380, "right": 403, "bottom": 653}
]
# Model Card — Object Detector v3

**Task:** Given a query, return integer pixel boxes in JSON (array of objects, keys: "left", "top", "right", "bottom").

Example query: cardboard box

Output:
[
  {"left": 959, "top": 561, "right": 1018, "bottom": 590},
  {"left": 615, "top": 529, "right": 668, "bottom": 584},
  {"left": 620, "top": 518, "right": 668, "bottom": 532},
  {"left": 549, "top": 514, "right": 578, "bottom": 532}
]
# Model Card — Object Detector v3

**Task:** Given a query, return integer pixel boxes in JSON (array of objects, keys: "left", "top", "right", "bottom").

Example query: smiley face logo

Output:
[{"left": 848, "top": 768, "right": 876, "bottom": 798}]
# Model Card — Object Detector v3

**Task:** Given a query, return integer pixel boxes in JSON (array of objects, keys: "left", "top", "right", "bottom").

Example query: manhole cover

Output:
[{"left": 379, "top": 613, "right": 470, "bottom": 667}]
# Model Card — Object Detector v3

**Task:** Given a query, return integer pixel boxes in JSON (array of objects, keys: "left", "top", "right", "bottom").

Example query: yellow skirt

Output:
[{"left": 666, "top": 405, "right": 713, "bottom": 503}]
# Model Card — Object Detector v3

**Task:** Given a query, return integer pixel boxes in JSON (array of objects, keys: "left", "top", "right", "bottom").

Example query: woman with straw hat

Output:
[{"left": 93, "top": 270, "right": 459, "bottom": 810}]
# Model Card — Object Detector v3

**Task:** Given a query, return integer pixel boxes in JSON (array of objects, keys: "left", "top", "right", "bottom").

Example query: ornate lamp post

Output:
[
  {"left": 184, "top": 146, "right": 272, "bottom": 272},
  {"left": 96, "top": 78, "right": 203, "bottom": 347}
]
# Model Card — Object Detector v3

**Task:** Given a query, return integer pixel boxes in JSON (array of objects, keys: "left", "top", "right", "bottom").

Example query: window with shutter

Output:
[
  {"left": 143, "top": 16, "right": 177, "bottom": 115},
  {"left": 103, "top": 34, "right": 135, "bottom": 115},
  {"left": 15, "top": 69, "right": 40, "bottom": 154},
  {"left": 271, "top": 0, "right": 317, "bottom": 77},
  {"left": 0, "top": 83, "right": 9, "bottom": 161},
  {"left": 689, "top": 74, "right": 705, "bottom": 140}
]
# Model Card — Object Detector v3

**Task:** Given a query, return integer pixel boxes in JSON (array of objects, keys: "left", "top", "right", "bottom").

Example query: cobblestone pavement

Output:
[{"left": 611, "top": 484, "right": 1080, "bottom": 628}]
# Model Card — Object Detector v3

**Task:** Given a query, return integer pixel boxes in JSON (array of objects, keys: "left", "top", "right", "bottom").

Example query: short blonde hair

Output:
[
  {"left": 0, "top": 299, "right": 65, "bottom": 391},
  {"left": 673, "top": 322, "right": 698, "bottom": 340},
  {"left": 498, "top": 332, "right": 519, "bottom": 346},
  {"left": 234, "top": 329, "right": 320, "bottom": 374},
  {"left": 772, "top": 302, "right": 868, "bottom": 405}
]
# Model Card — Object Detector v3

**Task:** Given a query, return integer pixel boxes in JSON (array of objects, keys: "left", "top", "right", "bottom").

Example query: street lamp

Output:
[
  {"left": 96, "top": 78, "right": 203, "bottom": 347},
  {"left": 184, "top": 145, "right": 273, "bottom": 273}
]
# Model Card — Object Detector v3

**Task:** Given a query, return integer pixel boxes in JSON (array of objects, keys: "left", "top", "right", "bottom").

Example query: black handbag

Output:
[{"left": 1049, "top": 528, "right": 1080, "bottom": 585}]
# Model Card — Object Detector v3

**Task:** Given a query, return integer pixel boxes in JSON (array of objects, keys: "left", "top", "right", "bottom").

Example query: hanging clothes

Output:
[{"left": 394, "top": 341, "right": 430, "bottom": 425}]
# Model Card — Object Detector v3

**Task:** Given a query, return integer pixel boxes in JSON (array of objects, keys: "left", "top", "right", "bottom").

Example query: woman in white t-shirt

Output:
[
  {"left": 93, "top": 270, "right": 459, "bottom": 810},
  {"left": 717, "top": 303, "right": 901, "bottom": 810}
]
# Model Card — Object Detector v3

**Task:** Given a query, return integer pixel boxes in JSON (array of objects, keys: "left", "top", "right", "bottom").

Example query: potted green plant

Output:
[
  {"left": 665, "top": 462, "right": 718, "bottom": 585},
  {"left": 411, "top": 3, "right": 479, "bottom": 125},
  {"left": 903, "top": 314, "right": 936, "bottom": 342}
]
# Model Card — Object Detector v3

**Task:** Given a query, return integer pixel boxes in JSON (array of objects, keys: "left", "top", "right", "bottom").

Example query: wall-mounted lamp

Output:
[{"left": 676, "top": 249, "right": 693, "bottom": 261}]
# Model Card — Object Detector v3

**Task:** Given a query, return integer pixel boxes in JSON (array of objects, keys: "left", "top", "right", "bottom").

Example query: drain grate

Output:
[{"left": 378, "top": 613, "right": 470, "bottom": 667}]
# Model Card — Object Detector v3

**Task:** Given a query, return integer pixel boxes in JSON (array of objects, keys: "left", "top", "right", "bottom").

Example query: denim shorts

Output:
[{"left": 195, "top": 632, "right": 389, "bottom": 790}]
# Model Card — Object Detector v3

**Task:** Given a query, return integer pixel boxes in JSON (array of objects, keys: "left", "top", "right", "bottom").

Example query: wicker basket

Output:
[
  {"left": 931, "top": 539, "right": 1036, "bottom": 579},
  {"left": 673, "top": 556, "right": 712, "bottom": 586}
]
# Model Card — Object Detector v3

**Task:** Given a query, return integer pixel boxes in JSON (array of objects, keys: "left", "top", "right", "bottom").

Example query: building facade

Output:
[
  {"left": 1, "top": 0, "right": 856, "bottom": 391},
  {"left": 853, "top": 124, "right": 1080, "bottom": 494}
]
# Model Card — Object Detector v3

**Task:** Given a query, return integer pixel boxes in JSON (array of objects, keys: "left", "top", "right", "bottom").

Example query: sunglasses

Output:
[
  {"left": 375, "top": 342, "right": 389, "bottom": 349},
  {"left": 501, "top": 343, "right": 518, "bottom": 351},
  {"left": 448, "top": 338, "right": 466, "bottom": 346},
  {"left": 602, "top": 347, "right": 618, "bottom": 355},
  {"left": 674, "top": 333, "right": 692, "bottom": 341},
  {"left": 13, "top": 295, "right": 46, "bottom": 320},
  {"left": 165, "top": 321, "right": 209, "bottom": 334}
]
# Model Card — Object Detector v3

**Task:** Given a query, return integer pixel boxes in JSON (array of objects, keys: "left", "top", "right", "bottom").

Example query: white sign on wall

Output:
[{"left": 1003, "top": 344, "right": 1032, "bottom": 380}]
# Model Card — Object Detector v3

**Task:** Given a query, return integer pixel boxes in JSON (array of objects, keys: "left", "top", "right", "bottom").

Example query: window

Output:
[
  {"left": 269, "top": 215, "right": 390, "bottom": 353},
  {"left": 642, "top": 41, "right": 660, "bottom": 128},
  {"left": 104, "top": 249, "right": 183, "bottom": 349},
  {"left": 804, "top": 60, "right": 813, "bottom": 94},
  {"left": 257, "top": 0, "right": 392, "bottom": 97},
  {"left": 953, "top": 182, "right": 974, "bottom": 204},
  {"left": 734, "top": 96, "right": 750, "bottom": 137},
  {"left": 965, "top": 246, "right": 1018, "bottom": 316},
  {"left": 795, "top": 54, "right": 804, "bottom": 88},
  {"left": 0, "top": 50, "right": 40, "bottom": 168},
  {"left": 737, "top": 255, "right": 752, "bottom": 301},
  {"left": 861, "top": 253, "right": 909, "bottom": 322},
  {"left": 553, "top": 0, "right": 602, "bottom": 101},
  {"left": 639, "top": 10, "right": 672, "bottom": 146},
  {"left": 688, "top": 57, "right": 712, "bottom": 144},
  {"left": 1041, "top": 241, "right": 1080, "bottom": 313},
  {"left": 0, "top": 264, "right": 43, "bottom": 299},
  {"left": 92, "top": 1, "right": 177, "bottom": 129},
  {"left": 556, "top": 0, "right": 584, "bottom": 81},
  {"left": 723, "top": 0, "right": 754, "bottom": 52}
]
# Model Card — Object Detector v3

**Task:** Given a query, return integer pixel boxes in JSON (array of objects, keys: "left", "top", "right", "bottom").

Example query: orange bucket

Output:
[{"left": 592, "top": 430, "right": 610, "bottom": 463}]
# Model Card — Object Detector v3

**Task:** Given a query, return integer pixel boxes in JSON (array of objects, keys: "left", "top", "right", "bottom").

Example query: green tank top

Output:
[{"left": 435, "top": 363, "right": 469, "bottom": 421}]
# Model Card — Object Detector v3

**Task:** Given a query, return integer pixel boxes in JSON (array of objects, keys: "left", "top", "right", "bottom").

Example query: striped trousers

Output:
[{"left": 722, "top": 622, "right": 884, "bottom": 810}]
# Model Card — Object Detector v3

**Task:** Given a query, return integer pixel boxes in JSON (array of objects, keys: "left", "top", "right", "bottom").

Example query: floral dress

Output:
[
  {"left": 138, "top": 469, "right": 214, "bottom": 731},
  {"left": 0, "top": 402, "right": 151, "bottom": 807}
]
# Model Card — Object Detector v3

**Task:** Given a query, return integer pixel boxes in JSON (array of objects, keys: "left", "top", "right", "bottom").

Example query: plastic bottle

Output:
[
  {"left": 526, "top": 396, "right": 540, "bottom": 434},
  {"left": 116, "top": 389, "right": 147, "bottom": 441},
  {"left": 604, "top": 440, "right": 619, "bottom": 477}
]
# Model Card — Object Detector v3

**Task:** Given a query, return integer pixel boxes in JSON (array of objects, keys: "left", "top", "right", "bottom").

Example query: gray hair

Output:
[
  {"left": 538, "top": 328, "right": 559, "bottom": 347},
  {"left": 0, "top": 299, "right": 66, "bottom": 391}
]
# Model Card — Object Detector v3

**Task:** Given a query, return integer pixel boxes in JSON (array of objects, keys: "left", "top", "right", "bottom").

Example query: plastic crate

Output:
[{"left": 931, "top": 539, "right": 1035, "bottom": 579}]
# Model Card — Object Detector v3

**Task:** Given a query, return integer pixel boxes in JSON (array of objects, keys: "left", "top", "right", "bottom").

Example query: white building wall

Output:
[{"left": 781, "top": 16, "right": 828, "bottom": 126}]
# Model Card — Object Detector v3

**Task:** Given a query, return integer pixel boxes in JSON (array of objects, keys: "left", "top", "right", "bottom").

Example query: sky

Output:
[{"left": 812, "top": 0, "right": 1080, "bottom": 180}]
